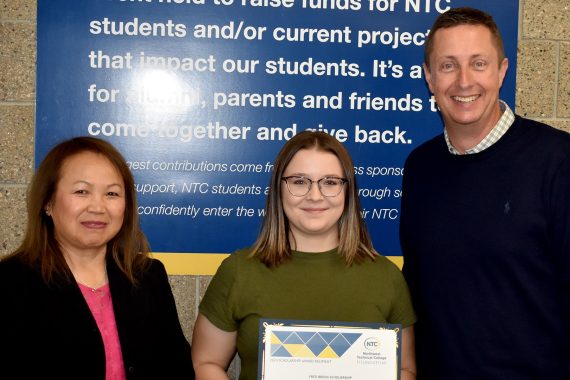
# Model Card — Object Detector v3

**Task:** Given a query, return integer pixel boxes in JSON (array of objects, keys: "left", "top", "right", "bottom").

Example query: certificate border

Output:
[{"left": 257, "top": 319, "right": 402, "bottom": 380}]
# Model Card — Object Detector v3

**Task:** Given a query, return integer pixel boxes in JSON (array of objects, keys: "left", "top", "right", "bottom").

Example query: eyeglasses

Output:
[{"left": 281, "top": 176, "right": 348, "bottom": 197}]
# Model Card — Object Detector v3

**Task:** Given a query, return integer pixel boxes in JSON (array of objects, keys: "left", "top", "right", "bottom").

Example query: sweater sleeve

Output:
[
  {"left": 400, "top": 149, "right": 419, "bottom": 313},
  {"left": 550, "top": 150, "right": 570, "bottom": 312}
]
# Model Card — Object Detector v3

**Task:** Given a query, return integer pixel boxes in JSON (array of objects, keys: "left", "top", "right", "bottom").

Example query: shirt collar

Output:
[{"left": 444, "top": 100, "right": 515, "bottom": 155}]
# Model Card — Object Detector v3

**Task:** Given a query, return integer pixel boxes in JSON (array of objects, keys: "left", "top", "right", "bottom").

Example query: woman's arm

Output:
[
  {"left": 192, "top": 313, "right": 238, "bottom": 380},
  {"left": 400, "top": 326, "right": 417, "bottom": 380}
]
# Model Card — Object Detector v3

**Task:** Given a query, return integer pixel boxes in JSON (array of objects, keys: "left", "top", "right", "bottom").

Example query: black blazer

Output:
[{"left": 0, "top": 255, "right": 195, "bottom": 380}]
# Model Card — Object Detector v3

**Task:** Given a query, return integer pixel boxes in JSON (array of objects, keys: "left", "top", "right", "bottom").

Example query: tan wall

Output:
[{"left": 1, "top": 0, "right": 569, "bottom": 374}]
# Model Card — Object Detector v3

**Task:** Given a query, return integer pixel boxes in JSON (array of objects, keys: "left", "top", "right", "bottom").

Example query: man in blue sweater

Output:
[{"left": 400, "top": 7, "right": 570, "bottom": 379}]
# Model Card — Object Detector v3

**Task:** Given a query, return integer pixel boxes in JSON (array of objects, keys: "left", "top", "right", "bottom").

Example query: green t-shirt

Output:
[{"left": 199, "top": 248, "right": 416, "bottom": 380}]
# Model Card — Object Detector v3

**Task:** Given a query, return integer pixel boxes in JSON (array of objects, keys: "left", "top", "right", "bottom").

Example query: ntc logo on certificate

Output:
[
  {"left": 259, "top": 320, "right": 400, "bottom": 380},
  {"left": 363, "top": 337, "right": 381, "bottom": 352}
]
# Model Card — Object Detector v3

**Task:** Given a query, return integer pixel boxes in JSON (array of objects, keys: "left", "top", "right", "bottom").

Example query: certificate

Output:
[{"left": 258, "top": 319, "right": 401, "bottom": 380}]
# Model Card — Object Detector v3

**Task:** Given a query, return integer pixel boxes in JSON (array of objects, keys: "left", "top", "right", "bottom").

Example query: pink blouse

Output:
[{"left": 78, "top": 283, "right": 126, "bottom": 380}]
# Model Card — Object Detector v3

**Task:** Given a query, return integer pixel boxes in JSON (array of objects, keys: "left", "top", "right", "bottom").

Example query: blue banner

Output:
[{"left": 36, "top": 0, "right": 519, "bottom": 269}]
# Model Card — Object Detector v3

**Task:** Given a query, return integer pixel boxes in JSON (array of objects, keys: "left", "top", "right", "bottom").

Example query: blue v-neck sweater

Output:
[{"left": 400, "top": 115, "right": 570, "bottom": 379}]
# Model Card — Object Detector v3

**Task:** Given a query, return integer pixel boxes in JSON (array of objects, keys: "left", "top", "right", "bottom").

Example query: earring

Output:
[{"left": 45, "top": 209, "right": 51, "bottom": 216}]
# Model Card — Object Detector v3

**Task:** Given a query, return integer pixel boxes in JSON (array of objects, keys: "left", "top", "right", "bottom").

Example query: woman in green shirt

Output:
[{"left": 192, "top": 131, "right": 416, "bottom": 380}]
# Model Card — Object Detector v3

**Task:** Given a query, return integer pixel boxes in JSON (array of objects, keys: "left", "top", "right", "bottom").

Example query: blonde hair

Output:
[{"left": 250, "top": 131, "right": 378, "bottom": 267}]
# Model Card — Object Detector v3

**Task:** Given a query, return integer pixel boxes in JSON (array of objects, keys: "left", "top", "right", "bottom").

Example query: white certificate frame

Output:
[{"left": 258, "top": 319, "right": 401, "bottom": 380}]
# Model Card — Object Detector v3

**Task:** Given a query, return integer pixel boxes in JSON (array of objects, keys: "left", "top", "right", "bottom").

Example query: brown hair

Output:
[
  {"left": 250, "top": 131, "right": 378, "bottom": 267},
  {"left": 424, "top": 7, "right": 505, "bottom": 69},
  {"left": 5, "top": 137, "right": 149, "bottom": 285}
]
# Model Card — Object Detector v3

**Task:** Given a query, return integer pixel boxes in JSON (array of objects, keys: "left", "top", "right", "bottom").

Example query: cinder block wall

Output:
[{"left": 1, "top": 1, "right": 569, "bottom": 377}]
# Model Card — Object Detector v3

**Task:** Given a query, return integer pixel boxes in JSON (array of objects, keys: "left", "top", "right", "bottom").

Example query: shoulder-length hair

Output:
[
  {"left": 6, "top": 137, "right": 149, "bottom": 285},
  {"left": 250, "top": 131, "right": 378, "bottom": 267}
]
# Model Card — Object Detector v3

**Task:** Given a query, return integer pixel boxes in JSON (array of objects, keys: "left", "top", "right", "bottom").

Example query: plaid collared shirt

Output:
[{"left": 444, "top": 100, "right": 515, "bottom": 155}]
